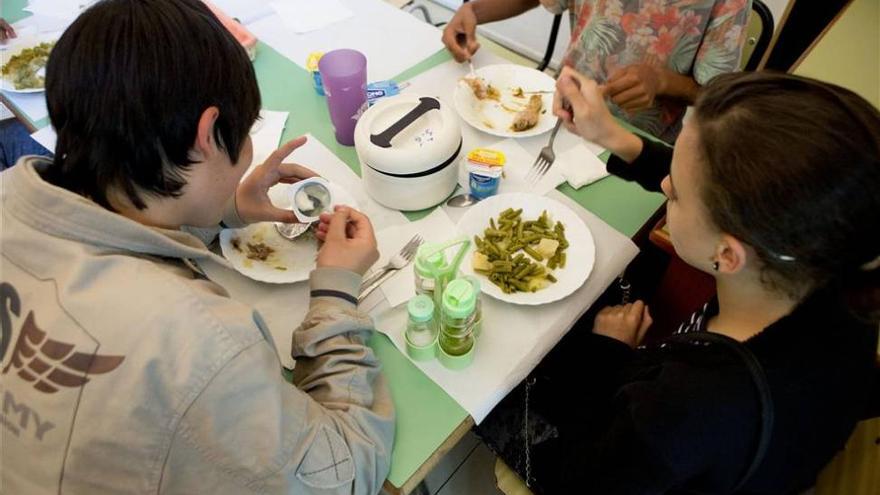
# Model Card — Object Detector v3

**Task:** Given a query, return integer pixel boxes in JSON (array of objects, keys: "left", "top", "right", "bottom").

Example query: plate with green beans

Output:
[{"left": 457, "top": 193, "right": 596, "bottom": 305}]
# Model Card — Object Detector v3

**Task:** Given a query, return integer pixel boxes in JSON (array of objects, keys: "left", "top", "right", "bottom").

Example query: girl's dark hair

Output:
[
  {"left": 44, "top": 0, "right": 261, "bottom": 210},
  {"left": 693, "top": 71, "right": 880, "bottom": 320}
]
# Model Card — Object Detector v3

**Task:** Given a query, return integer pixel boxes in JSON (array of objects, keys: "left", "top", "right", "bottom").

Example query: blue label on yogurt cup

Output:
[{"left": 469, "top": 172, "right": 500, "bottom": 199}]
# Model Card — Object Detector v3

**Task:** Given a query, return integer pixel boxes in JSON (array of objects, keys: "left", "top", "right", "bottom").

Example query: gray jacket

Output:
[{"left": 0, "top": 158, "right": 394, "bottom": 494}]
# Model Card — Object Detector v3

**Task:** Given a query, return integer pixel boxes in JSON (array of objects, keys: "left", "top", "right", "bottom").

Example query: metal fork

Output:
[
  {"left": 359, "top": 234, "right": 424, "bottom": 292},
  {"left": 526, "top": 117, "right": 563, "bottom": 185}
]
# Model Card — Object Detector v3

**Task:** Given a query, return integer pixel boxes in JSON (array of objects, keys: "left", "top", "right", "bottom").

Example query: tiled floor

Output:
[{"left": 413, "top": 431, "right": 503, "bottom": 495}]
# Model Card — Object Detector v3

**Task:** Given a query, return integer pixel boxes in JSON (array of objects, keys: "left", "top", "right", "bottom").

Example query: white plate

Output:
[
  {"left": 457, "top": 193, "right": 595, "bottom": 305},
  {"left": 453, "top": 64, "right": 556, "bottom": 138},
  {"left": 219, "top": 181, "right": 357, "bottom": 284},
  {"left": 0, "top": 37, "right": 53, "bottom": 94}
]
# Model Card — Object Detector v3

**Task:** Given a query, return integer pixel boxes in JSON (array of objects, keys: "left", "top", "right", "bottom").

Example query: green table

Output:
[{"left": 1, "top": 2, "right": 665, "bottom": 492}]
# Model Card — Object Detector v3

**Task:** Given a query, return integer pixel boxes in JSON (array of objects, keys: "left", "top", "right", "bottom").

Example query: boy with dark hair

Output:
[{"left": 0, "top": 1, "right": 393, "bottom": 493}]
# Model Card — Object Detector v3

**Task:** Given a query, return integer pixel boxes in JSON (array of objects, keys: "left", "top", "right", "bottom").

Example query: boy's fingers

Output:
[
  {"left": 325, "top": 208, "right": 351, "bottom": 241},
  {"left": 264, "top": 136, "right": 308, "bottom": 168}
]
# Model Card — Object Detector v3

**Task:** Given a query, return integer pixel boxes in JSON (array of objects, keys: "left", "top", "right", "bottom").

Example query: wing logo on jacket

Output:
[{"left": 2, "top": 311, "right": 125, "bottom": 394}]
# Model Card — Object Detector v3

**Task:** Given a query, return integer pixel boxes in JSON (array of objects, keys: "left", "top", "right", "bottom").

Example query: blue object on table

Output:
[
  {"left": 0, "top": 119, "right": 52, "bottom": 170},
  {"left": 469, "top": 172, "right": 500, "bottom": 199}
]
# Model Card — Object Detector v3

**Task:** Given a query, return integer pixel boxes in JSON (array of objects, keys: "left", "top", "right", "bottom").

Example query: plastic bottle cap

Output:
[
  {"left": 464, "top": 275, "right": 481, "bottom": 295},
  {"left": 442, "top": 279, "right": 476, "bottom": 319},
  {"left": 407, "top": 295, "right": 435, "bottom": 322},
  {"left": 306, "top": 51, "right": 324, "bottom": 72},
  {"left": 415, "top": 243, "right": 447, "bottom": 278}
]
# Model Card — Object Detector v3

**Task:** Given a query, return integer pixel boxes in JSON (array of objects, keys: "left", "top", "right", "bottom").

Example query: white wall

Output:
[{"left": 762, "top": 0, "right": 792, "bottom": 30}]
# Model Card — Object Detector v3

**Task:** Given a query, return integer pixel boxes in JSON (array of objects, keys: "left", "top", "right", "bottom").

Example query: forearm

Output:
[
  {"left": 470, "top": 0, "right": 540, "bottom": 23},
  {"left": 606, "top": 136, "right": 673, "bottom": 193},
  {"left": 657, "top": 68, "right": 701, "bottom": 104},
  {"left": 601, "top": 124, "right": 644, "bottom": 164}
]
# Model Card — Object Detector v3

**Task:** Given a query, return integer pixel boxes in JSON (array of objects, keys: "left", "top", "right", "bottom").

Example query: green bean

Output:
[
  {"left": 559, "top": 252, "right": 567, "bottom": 268},
  {"left": 546, "top": 273, "right": 557, "bottom": 283},
  {"left": 523, "top": 246, "right": 543, "bottom": 261},
  {"left": 510, "top": 279, "right": 530, "bottom": 292},
  {"left": 492, "top": 261, "right": 513, "bottom": 273},
  {"left": 513, "top": 264, "right": 531, "bottom": 279}
]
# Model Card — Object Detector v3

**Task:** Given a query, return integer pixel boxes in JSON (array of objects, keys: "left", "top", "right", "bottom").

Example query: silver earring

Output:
[{"left": 712, "top": 261, "right": 720, "bottom": 271}]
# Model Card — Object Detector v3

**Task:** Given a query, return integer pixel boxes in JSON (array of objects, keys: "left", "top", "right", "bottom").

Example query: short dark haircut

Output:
[
  {"left": 694, "top": 71, "right": 880, "bottom": 318},
  {"left": 44, "top": 0, "right": 261, "bottom": 210}
]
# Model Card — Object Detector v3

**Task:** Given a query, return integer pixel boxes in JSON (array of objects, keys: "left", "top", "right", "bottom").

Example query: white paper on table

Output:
[
  {"left": 456, "top": 138, "right": 565, "bottom": 197},
  {"left": 30, "top": 125, "right": 56, "bottom": 152},
  {"left": 559, "top": 142, "right": 610, "bottom": 189},
  {"left": 198, "top": 134, "right": 407, "bottom": 366},
  {"left": 373, "top": 191, "right": 639, "bottom": 423},
  {"left": 0, "top": 91, "right": 48, "bottom": 122},
  {"left": 270, "top": 0, "right": 353, "bottom": 34},
  {"left": 23, "top": 0, "right": 93, "bottom": 20},
  {"left": 247, "top": 0, "right": 443, "bottom": 82},
  {"left": 402, "top": 53, "right": 606, "bottom": 181},
  {"left": 247, "top": 110, "right": 289, "bottom": 171},
  {"left": 369, "top": 208, "right": 460, "bottom": 309},
  {"left": 210, "top": 0, "right": 275, "bottom": 24}
]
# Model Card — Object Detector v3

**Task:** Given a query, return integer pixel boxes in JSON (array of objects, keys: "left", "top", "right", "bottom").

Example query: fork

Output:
[
  {"left": 359, "top": 234, "right": 424, "bottom": 292},
  {"left": 526, "top": 117, "right": 563, "bottom": 185}
]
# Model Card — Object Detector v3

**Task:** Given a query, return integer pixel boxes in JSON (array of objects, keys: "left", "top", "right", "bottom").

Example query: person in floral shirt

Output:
[{"left": 442, "top": 0, "right": 751, "bottom": 142}]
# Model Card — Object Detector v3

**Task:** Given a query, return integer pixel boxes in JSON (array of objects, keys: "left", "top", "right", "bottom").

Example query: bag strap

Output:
[{"left": 667, "top": 331, "right": 775, "bottom": 493}]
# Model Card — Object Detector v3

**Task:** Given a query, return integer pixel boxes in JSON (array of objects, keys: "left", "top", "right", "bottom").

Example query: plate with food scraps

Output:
[
  {"left": 453, "top": 64, "right": 556, "bottom": 138},
  {"left": 457, "top": 193, "right": 595, "bottom": 305},
  {"left": 0, "top": 39, "right": 55, "bottom": 93},
  {"left": 219, "top": 181, "right": 357, "bottom": 284}
]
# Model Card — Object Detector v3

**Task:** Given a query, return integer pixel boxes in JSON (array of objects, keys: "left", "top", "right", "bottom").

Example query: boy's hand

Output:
[
  {"left": 235, "top": 136, "right": 317, "bottom": 224},
  {"left": 0, "top": 19, "right": 16, "bottom": 42},
  {"left": 315, "top": 206, "right": 379, "bottom": 276},
  {"left": 592, "top": 300, "right": 652, "bottom": 348}
]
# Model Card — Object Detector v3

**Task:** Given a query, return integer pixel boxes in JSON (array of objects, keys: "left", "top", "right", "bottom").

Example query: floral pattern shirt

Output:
[{"left": 543, "top": 0, "right": 751, "bottom": 141}]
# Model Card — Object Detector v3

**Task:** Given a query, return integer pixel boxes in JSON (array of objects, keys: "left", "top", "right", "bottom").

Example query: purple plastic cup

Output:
[{"left": 318, "top": 49, "right": 367, "bottom": 146}]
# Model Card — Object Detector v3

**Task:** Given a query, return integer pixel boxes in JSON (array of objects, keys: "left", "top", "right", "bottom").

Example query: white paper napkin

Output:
[
  {"left": 247, "top": 110, "right": 289, "bottom": 171},
  {"left": 270, "top": 0, "right": 353, "bottom": 34},
  {"left": 30, "top": 125, "right": 57, "bottom": 152},
  {"left": 559, "top": 142, "right": 610, "bottom": 189},
  {"left": 370, "top": 208, "right": 461, "bottom": 309}
]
